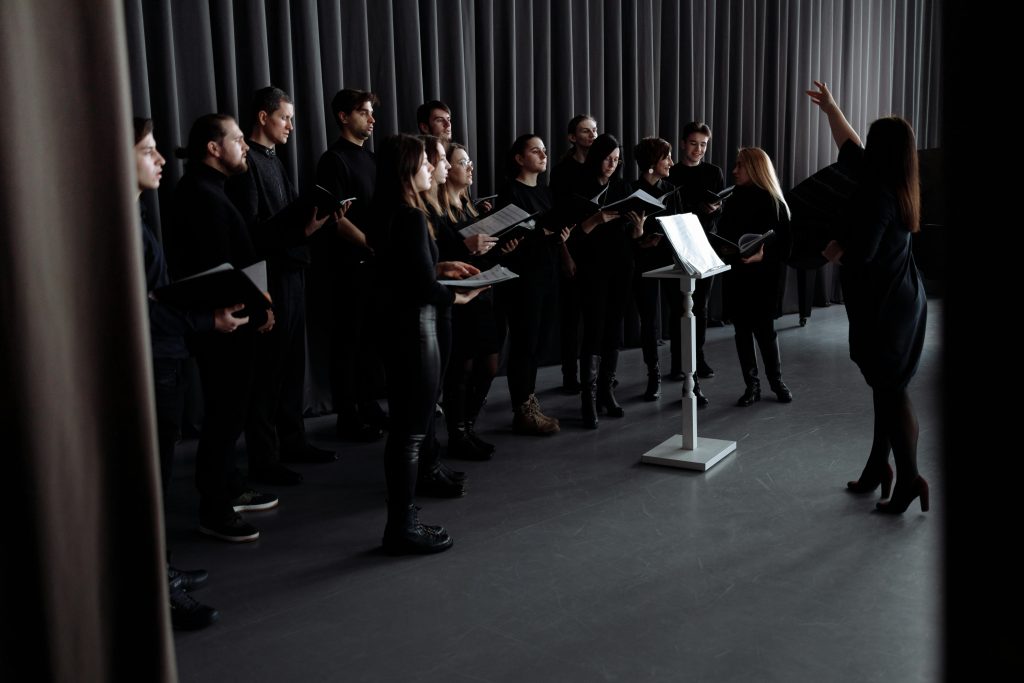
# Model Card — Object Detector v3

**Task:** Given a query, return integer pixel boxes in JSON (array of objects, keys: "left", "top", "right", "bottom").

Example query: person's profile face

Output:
[
  {"left": 413, "top": 151, "right": 434, "bottom": 193},
  {"left": 135, "top": 132, "right": 165, "bottom": 192},
  {"left": 570, "top": 119, "right": 598, "bottom": 150},
  {"left": 732, "top": 161, "right": 751, "bottom": 186},
  {"left": 217, "top": 121, "right": 249, "bottom": 174},
  {"left": 517, "top": 138, "right": 547, "bottom": 174},
  {"left": 449, "top": 148, "right": 474, "bottom": 187},
  {"left": 262, "top": 101, "right": 295, "bottom": 146},
  {"left": 601, "top": 148, "right": 621, "bottom": 179},
  {"left": 683, "top": 133, "right": 709, "bottom": 166},
  {"left": 428, "top": 108, "right": 452, "bottom": 142},
  {"left": 343, "top": 103, "right": 375, "bottom": 140},
  {"left": 654, "top": 152, "right": 673, "bottom": 178},
  {"left": 433, "top": 143, "right": 450, "bottom": 184}
]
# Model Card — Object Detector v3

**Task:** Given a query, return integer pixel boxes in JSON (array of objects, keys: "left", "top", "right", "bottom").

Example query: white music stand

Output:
[{"left": 641, "top": 214, "right": 736, "bottom": 471}]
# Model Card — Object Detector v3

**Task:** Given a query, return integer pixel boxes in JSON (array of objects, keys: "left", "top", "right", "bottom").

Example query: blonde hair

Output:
[{"left": 736, "top": 147, "right": 790, "bottom": 220}]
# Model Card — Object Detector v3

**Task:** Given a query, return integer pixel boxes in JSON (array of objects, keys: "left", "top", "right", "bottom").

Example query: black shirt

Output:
[
  {"left": 668, "top": 161, "right": 726, "bottom": 233},
  {"left": 315, "top": 136, "right": 376, "bottom": 264}
]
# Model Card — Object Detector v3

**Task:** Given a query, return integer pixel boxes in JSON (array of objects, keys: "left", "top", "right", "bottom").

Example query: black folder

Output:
[{"left": 152, "top": 262, "right": 271, "bottom": 314}]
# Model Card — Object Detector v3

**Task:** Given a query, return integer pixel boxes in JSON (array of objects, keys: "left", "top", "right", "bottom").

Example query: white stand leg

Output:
[{"left": 640, "top": 267, "right": 736, "bottom": 471}]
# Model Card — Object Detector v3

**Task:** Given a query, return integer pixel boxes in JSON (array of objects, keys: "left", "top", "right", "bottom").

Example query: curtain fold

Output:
[{"left": 2, "top": 0, "right": 176, "bottom": 680}]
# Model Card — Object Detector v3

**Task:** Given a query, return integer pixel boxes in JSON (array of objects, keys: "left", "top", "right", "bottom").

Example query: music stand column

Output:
[{"left": 640, "top": 266, "right": 736, "bottom": 471}]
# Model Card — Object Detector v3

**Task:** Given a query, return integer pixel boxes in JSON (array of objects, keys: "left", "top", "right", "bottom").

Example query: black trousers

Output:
[
  {"left": 732, "top": 315, "right": 782, "bottom": 385},
  {"left": 153, "top": 357, "right": 187, "bottom": 500},
  {"left": 193, "top": 334, "right": 254, "bottom": 519},
  {"left": 495, "top": 271, "right": 551, "bottom": 406},
  {"left": 329, "top": 262, "right": 382, "bottom": 418},
  {"left": 384, "top": 306, "right": 442, "bottom": 515},
  {"left": 559, "top": 271, "right": 581, "bottom": 377},
  {"left": 245, "top": 268, "right": 308, "bottom": 466},
  {"left": 578, "top": 256, "right": 633, "bottom": 358}
]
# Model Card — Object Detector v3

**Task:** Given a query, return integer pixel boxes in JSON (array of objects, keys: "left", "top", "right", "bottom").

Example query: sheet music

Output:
[
  {"left": 657, "top": 214, "right": 729, "bottom": 278},
  {"left": 458, "top": 204, "right": 532, "bottom": 238},
  {"left": 437, "top": 265, "right": 520, "bottom": 288}
]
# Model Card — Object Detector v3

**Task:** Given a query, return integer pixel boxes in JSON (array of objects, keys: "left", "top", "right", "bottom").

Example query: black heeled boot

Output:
[
  {"left": 382, "top": 434, "right": 453, "bottom": 554},
  {"left": 580, "top": 355, "right": 600, "bottom": 429},
  {"left": 596, "top": 350, "right": 624, "bottom": 418},
  {"left": 416, "top": 436, "right": 465, "bottom": 497},
  {"left": 762, "top": 336, "right": 792, "bottom": 403},
  {"left": 693, "top": 379, "right": 709, "bottom": 408},
  {"left": 448, "top": 421, "right": 492, "bottom": 461},
  {"left": 643, "top": 363, "right": 662, "bottom": 401}
]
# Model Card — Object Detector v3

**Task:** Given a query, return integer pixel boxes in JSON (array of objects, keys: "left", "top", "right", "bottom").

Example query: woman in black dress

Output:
[
  {"left": 438, "top": 142, "right": 504, "bottom": 460},
  {"left": 809, "top": 81, "right": 929, "bottom": 514},
  {"left": 568, "top": 134, "right": 645, "bottom": 428},
  {"left": 370, "top": 134, "right": 483, "bottom": 554},
  {"left": 495, "top": 134, "right": 569, "bottom": 435},
  {"left": 717, "top": 147, "right": 793, "bottom": 407},
  {"left": 628, "top": 137, "right": 690, "bottom": 402}
]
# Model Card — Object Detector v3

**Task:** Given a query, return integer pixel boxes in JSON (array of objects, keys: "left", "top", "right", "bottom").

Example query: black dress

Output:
[{"left": 836, "top": 141, "right": 927, "bottom": 390}]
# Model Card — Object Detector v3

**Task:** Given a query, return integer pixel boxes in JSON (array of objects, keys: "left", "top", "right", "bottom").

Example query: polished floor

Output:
[{"left": 167, "top": 302, "right": 942, "bottom": 682}]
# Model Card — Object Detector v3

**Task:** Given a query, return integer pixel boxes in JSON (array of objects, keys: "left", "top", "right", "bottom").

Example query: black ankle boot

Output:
[
  {"left": 643, "top": 363, "right": 661, "bottom": 401},
  {"left": 736, "top": 382, "right": 761, "bottom": 407},
  {"left": 769, "top": 379, "right": 793, "bottom": 403},
  {"left": 448, "top": 422, "right": 492, "bottom": 461},
  {"left": 382, "top": 504, "right": 454, "bottom": 555},
  {"left": 465, "top": 420, "right": 495, "bottom": 455}
]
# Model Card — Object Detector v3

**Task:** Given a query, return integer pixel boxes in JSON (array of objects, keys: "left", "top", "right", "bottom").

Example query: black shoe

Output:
[
  {"left": 799, "top": 316, "right": 808, "bottom": 327},
  {"left": 448, "top": 434, "right": 492, "bottom": 461},
  {"left": 281, "top": 444, "right": 337, "bottom": 464},
  {"left": 168, "top": 565, "right": 209, "bottom": 591},
  {"left": 169, "top": 583, "right": 219, "bottom": 630},
  {"left": 199, "top": 512, "right": 259, "bottom": 543},
  {"left": 382, "top": 524, "right": 453, "bottom": 555},
  {"left": 561, "top": 375, "right": 581, "bottom": 394},
  {"left": 769, "top": 380, "right": 793, "bottom": 403},
  {"left": 643, "top": 365, "right": 661, "bottom": 401},
  {"left": 336, "top": 417, "right": 384, "bottom": 442},
  {"left": 465, "top": 424, "right": 495, "bottom": 455},
  {"left": 230, "top": 489, "right": 279, "bottom": 512},
  {"left": 696, "top": 359, "right": 715, "bottom": 379},
  {"left": 248, "top": 463, "right": 303, "bottom": 486},
  {"left": 416, "top": 470, "right": 466, "bottom": 498},
  {"left": 439, "top": 461, "right": 468, "bottom": 483},
  {"left": 736, "top": 384, "right": 761, "bottom": 407},
  {"left": 665, "top": 369, "right": 686, "bottom": 381}
]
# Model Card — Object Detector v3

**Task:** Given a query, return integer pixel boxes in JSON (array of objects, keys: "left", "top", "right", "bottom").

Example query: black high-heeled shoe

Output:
[
  {"left": 847, "top": 463, "right": 894, "bottom": 499},
  {"left": 876, "top": 476, "right": 929, "bottom": 514}
]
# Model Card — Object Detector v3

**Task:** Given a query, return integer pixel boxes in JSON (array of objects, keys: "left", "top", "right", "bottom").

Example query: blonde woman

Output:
[{"left": 718, "top": 147, "right": 792, "bottom": 406}]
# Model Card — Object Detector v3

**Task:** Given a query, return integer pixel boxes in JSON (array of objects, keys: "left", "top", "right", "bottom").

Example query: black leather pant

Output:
[{"left": 383, "top": 306, "right": 442, "bottom": 516}]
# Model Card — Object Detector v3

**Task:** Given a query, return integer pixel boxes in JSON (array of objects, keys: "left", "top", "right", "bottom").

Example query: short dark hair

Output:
[
  {"left": 634, "top": 137, "right": 671, "bottom": 170},
  {"left": 682, "top": 121, "right": 712, "bottom": 140},
  {"left": 417, "top": 100, "right": 450, "bottom": 128},
  {"left": 331, "top": 89, "right": 379, "bottom": 128},
  {"left": 250, "top": 86, "right": 292, "bottom": 129},
  {"left": 175, "top": 114, "right": 234, "bottom": 162},
  {"left": 582, "top": 133, "right": 622, "bottom": 181},
  {"left": 133, "top": 117, "right": 153, "bottom": 145}
]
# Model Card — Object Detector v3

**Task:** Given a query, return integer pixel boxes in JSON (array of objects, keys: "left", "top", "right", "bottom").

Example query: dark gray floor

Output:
[{"left": 167, "top": 302, "right": 942, "bottom": 682}]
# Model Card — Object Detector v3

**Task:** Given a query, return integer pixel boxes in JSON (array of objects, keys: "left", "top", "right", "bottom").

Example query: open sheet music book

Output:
[
  {"left": 152, "top": 261, "right": 271, "bottom": 313},
  {"left": 438, "top": 265, "right": 519, "bottom": 289},
  {"left": 656, "top": 214, "right": 730, "bottom": 278},
  {"left": 457, "top": 204, "right": 533, "bottom": 238}
]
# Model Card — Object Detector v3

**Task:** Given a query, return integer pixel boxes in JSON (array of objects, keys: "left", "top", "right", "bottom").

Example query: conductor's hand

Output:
[
  {"left": 465, "top": 233, "right": 498, "bottom": 255},
  {"left": 454, "top": 286, "right": 489, "bottom": 305},
  {"left": 214, "top": 303, "right": 247, "bottom": 333},
  {"left": 740, "top": 245, "right": 765, "bottom": 264},
  {"left": 822, "top": 239, "right": 844, "bottom": 264},
  {"left": 806, "top": 80, "right": 838, "bottom": 113},
  {"left": 438, "top": 260, "right": 481, "bottom": 279}
]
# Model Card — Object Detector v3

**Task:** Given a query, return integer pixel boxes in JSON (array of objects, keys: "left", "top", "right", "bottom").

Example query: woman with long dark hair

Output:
[
  {"left": 569, "top": 133, "right": 645, "bottom": 428},
  {"left": 718, "top": 147, "right": 792, "bottom": 407},
  {"left": 809, "top": 81, "right": 929, "bottom": 514},
  {"left": 369, "top": 134, "right": 483, "bottom": 554}
]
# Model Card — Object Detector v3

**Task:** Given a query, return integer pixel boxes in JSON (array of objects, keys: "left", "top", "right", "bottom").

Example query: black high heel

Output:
[
  {"left": 876, "top": 476, "right": 929, "bottom": 514},
  {"left": 847, "top": 463, "right": 894, "bottom": 499}
]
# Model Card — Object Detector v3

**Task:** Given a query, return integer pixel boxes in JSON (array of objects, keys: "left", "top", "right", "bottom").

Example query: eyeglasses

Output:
[{"left": 456, "top": 158, "right": 474, "bottom": 168}]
